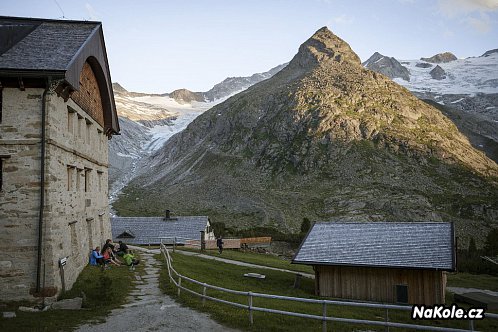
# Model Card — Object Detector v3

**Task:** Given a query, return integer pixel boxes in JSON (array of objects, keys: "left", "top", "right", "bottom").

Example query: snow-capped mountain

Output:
[
  {"left": 364, "top": 49, "right": 498, "bottom": 163},
  {"left": 396, "top": 51, "right": 498, "bottom": 98},
  {"left": 109, "top": 64, "right": 287, "bottom": 203}
]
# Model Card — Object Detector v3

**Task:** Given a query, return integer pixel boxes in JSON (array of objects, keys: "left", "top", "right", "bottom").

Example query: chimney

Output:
[{"left": 165, "top": 209, "right": 171, "bottom": 220}]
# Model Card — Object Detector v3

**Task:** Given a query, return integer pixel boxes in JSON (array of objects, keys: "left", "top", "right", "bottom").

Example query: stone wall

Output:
[
  {"left": 0, "top": 88, "right": 44, "bottom": 300},
  {"left": 0, "top": 83, "right": 113, "bottom": 301}
]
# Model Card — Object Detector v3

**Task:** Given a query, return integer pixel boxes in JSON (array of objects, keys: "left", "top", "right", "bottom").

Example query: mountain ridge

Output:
[{"left": 114, "top": 27, "right": 498, "bottom": 244}]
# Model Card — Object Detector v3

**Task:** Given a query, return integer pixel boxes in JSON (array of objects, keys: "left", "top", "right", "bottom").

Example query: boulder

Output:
[{"left": 50, "top": 297, "right": 83, "bottom": 310}]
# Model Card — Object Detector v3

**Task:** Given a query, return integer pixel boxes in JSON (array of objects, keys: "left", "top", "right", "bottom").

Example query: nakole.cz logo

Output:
[{"left": 412, "top": 304, "right": 485, "bottom": 320}]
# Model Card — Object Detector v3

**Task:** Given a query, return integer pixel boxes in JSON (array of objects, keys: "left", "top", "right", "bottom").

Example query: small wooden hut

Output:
[{"left": 292, "top": 222, "right": 455, "bottom": 305}]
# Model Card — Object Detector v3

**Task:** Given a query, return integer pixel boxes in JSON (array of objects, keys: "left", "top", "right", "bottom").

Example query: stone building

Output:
[{"left": 0, "top": 16, "right": 120, "bottom": 301}]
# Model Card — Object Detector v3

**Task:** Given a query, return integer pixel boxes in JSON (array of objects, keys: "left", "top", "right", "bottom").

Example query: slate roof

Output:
[
  {"left": 0, "top": 19, "right": 97, "bottom": 71},
  {"left": 111, "top": 216, "right": 210, "bottom": 245},
  {"left": 293, "top": 222, "right": 455, "bottom": 271},
  {"left": 0, "top": 16, "right": 119, "bottom": 134}
]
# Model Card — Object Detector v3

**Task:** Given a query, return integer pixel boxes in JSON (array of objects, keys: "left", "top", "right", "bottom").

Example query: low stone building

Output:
[
  {"left": 111, "top": 212, "right": 215, "bottom": 245},
  {"left": 0, "top": 16, "right": 119, "bottom": 301},
  {"left": 293, "top": 222, "right": 455, "bottom": 305}
]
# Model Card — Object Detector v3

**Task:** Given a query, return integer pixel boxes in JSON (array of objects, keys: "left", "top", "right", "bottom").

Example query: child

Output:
[{"left": 123, "top": 250, "right": 140, "bottom": 271}]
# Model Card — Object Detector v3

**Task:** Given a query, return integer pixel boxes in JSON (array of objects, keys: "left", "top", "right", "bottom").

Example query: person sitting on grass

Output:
[
  {"left": 89, "top": 246, "right": 105, "bottom": 266},
  {"left": 103, "top": 247, "right": 121, "bottom": 266},
  {"left": 123, "top": 249, "right": 140, "bottom": 271},
  {"left": 116, "top": 240, "right": 128, "bottom": 256}
]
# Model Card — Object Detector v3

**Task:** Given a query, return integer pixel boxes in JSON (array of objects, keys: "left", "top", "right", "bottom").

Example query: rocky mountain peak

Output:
[
  {"left": 168, "top": 88, "right": 204, "bottom": 104},
  {"left": 363, "top": 51, "right": 410, "bottom": 81},
  {"left": 421, "top": 52, "right": 457, "bottom": 63},
  {"left": 481, "top": 49, "right": 498, "bottom": 57},
  {"left": 112, "top": 82, "right": 128, "bottom": 94},
  {"left": 288, "top": 26, "right": 361, "bottom": 71}
]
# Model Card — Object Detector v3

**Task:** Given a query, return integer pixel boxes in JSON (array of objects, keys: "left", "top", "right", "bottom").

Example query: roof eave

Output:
[{"left": 292, "top": 260, "right": 455, "bottom": 272}]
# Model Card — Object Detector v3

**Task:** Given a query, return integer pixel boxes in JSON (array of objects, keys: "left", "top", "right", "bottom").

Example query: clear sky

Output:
[{"left": 1, "top": 0, "right": 497, "bottom": 93}]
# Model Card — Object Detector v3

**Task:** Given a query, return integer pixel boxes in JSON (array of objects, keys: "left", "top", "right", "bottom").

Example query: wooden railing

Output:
[{"left": 160, "top": 242, "right": 498, "bottom": 331}]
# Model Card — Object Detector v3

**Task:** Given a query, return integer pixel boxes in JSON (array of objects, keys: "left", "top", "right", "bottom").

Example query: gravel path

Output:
[{"left": 76, "top": 249, "right": 238, "bottom": 332}]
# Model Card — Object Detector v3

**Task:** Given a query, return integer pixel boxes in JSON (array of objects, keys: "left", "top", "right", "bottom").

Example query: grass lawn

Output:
[
  {"left": 447, "top": 272, "right": 498, "bottom": 292},
  {"left": 157, "top": 250, "right": 498, "bottom": 331},
  {"left": 178, "top": 248, "right": 314, "bottom": 274},
  {"left": 0, "top": 255, "right": 143, "bottom": 332}
]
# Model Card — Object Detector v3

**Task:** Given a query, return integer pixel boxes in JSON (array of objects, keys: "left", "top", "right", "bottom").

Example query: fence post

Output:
[
  {"left": 200, "top": 231, "right": 206, "bottom": 252},
  {"left": 178, "top": 276, "right": 182, "bottom": 297},
  {"left": 202, "top": 283, "right": 207, "bottom": 306},
  {"left": 385, "top": 308, "right": 389, "bottom": 332},
  {"left": 248, "top": 292, "right": 253, "bottom": 325},
  {"left": 173, "top": 237, "right": 176, "bottom": 253},
  {"left": 469, "top": 319, "right": 474, "bottom": 331},
  {"left": 322, "top": 301, "right": 327, "bottom": 332}
]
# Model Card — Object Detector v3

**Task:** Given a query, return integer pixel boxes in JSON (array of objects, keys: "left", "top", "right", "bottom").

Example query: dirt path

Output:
[
  {"left": 76, "top": 249, "right": 237, "bottom": 332},
  {"left": 176, "top": 249, "right": 315, "bottom": 279}
]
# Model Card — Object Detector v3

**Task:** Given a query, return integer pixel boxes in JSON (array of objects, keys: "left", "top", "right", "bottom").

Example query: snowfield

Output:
[{"left": 395, "top": 52, "right": 498, "bottom": 96}]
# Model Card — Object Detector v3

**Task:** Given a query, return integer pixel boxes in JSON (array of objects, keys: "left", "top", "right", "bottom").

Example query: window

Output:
[
  {"left": 97, "top": 171, "right": 103, "bottom": 192},
  {"left": 396, "top": 284, "right": 408, "bottom": 304},
  {"left": 97, "top": 128, "right": 102, "bottom": 150},
  {"left": 77, "top": 114, "right": 83, "bottom": 139},
  {"left": 76, "top": 168, "right": 82, "bottom": 191},
  {"left": 67, "top": 166, "right": 75, "bottom": 191},
  {"left": 84, "top": 168, "right": 91, "bottom": 192},
  {"left": 67, "top": 107, "right": 76, "bottom": 133},
  {"left": 85, "top": 119, "right": 92, "bottom": 144}
]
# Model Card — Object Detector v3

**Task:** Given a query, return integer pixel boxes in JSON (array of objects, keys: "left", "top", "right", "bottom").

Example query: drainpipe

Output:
[{"left": 36, "top": 80, "right": 49, "bottom": 294}]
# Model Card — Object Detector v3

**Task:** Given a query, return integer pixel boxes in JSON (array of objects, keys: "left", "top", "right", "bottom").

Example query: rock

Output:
[
  {"left": 18, "top": 306, "right": 41, "bottom": 312},
  {"left": 481, "top": 49, "right": 498, "bottom": 57},
  {"left": 415, "top": 62, "right": 433, "bottom": 68},
  {"left": 430, "top": 65, "right": 446, "bottom": 80},
  {"left": 50, "top": 297, "right": 83, "bottom": 310},
  {"left": 363, "top": 52, "right": 410, "bottom": 81},
  {"left": 2, "top": 311, "right": 16, "bottom": 318},
  {"left": 421, "top": 52, "right": 457, "bottom": 63}
]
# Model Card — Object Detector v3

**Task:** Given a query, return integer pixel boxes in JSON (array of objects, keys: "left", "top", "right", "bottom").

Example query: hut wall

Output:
[{"left": 315, "top": 265, "right": 446, "bottom": 305}]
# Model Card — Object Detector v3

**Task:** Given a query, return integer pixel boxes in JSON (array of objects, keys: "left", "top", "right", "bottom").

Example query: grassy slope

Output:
[
  {"left": 0, "top": 256, "right": 143, "bottom": 332},
  {"left": 158, "top": 250, "right": 498, "bottom": 331},
  {"left": 181, "top": 248, "right": 314, "bottom": 274}
]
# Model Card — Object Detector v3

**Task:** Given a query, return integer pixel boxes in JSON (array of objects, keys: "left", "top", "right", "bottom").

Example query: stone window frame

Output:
[
  {"left": 67, "top": 106, "right": 76, "bottom": 134},
  {"left": 85, "top": 118, "right": 92, "bottom": 145},
  {"left": 67, "top": 165, "right": 76, "bottom": 191},
  {"left": 76, "top": 168, "right": 83, "bottom": 191},
  {"left": 97, "top": 170, "right": 103, "bottom": 192},
  {"left": 84, "top": 167, "right": 92, "bottom": 192},
  {"left": 77, "top": 113, "right": 84, "bottom": 140}
]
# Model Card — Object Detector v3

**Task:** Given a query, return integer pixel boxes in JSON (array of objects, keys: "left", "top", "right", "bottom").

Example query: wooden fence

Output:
[{"left": 160, "top": 242, "right": 498, "bottom": 331}]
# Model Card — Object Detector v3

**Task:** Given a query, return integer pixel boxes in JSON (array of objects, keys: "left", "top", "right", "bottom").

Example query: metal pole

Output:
[
  {"left": 173, "top": 237, "right": 176, "bottom": 253},
  {"left": 322, "top": 301, "right": 327, "bottom": 332},
  {"left": 203, "top": 283, "right": 207, "bottom": 306},
  {"left": 178, "top": 277, "right": 182, "bottom": 297},
  {"left": 249, "top": 292, "right": 253, "bottom": 325},
  {"left": 469, "top": 319, "right": 474, "bottom": 331}
]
